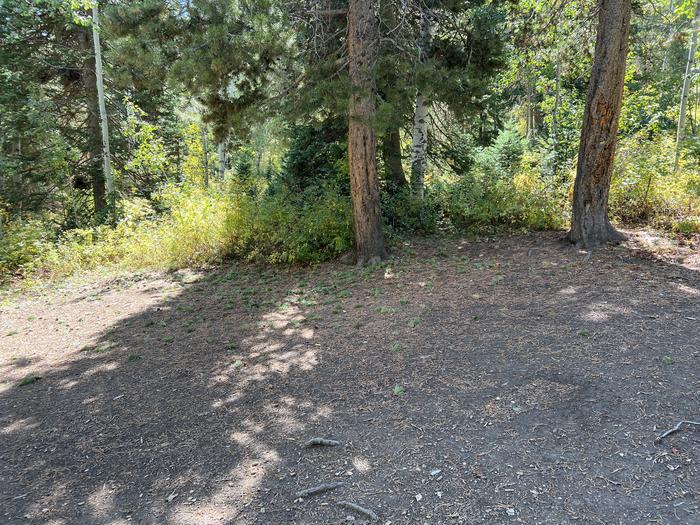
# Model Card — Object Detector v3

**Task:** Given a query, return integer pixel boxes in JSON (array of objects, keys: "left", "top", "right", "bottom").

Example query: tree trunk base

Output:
[
  {"left": 566, "top": 221, "right": 626, "bottom": 249},
  {"left": 355, "top": 251, "right": 388, "bottom": 268}
]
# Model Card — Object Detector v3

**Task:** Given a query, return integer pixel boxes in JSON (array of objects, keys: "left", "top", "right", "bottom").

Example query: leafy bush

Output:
[
  {"left": 609, "top": 135, "right": 700, "bottom": 228},
  {"left": 0, "top": 218, "right": 57, "bottom": 280},
  {"left": 434, "top": 127, "right": 564, "bottom": 232}
]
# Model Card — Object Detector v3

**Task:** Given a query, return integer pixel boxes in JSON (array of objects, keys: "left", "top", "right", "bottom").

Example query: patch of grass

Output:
[
  {"left": 662, "top": 355, "right": 674, "bottom": 365},
  {"left": 18, "top": 374, "right": 41, "bottom": 386},
  {"left": 377, "top": 306, "right": 396, "bottom": 314},
  {"left": 5, "top": 330, "right": 18, "bottom": 337},
  {"left": 408, "top": 317, "right": 421, "bottom": 328},
  {"left": 162, "top": 335, "right": 174, "bottom": 344},
  {"left": 353, "top": 321, "right": 362, "bottom": 329},
  {"left": 578, "top": 329, "right": 590, "bottom": 337},
  {"left": 390, "top": 341, "right": 403, "bottom": 352},
  {"left": 392, "top": 385, "right": 406, "bottom": 396},
  {"left": 127, "top": 352, "right": 141, "bottom": 362}
]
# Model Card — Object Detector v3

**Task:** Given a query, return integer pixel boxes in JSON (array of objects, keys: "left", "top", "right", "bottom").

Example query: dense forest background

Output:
[{"left": 1, "top": 0, "right": 700, "bottom": 280}]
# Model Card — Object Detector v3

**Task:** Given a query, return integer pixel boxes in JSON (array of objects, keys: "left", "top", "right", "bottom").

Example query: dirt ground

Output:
[{"left": 1, "top": 230, "right": 699, "bottom": 525}]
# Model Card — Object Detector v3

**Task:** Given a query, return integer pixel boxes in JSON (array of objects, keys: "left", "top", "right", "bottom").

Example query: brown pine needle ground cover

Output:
[{"left": 1, "top": 231, "right": 698, "bottom": 524}]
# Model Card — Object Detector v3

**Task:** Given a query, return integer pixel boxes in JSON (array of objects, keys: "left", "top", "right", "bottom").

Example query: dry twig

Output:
[
  {"left": 337, "top": 500, "right": 379, "bottom": 521},
  {"left": 296, "top": 482, "right": 345, "bottom": 499},
  {"left": 655, "top": 420, "right": 700, "bottom": 443}
]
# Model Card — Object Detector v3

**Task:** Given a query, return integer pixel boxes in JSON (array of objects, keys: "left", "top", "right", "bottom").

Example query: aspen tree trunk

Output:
[
  {"left": 410, "top": 12, "right": 431, "bottom": 197},
  {"left": 200, "top": 124, "right": 209, "bottom": 187},
  {"left": 347, "top": 0, "right": 387, "bottom": 265},
  {"left": 674, "top": 0, "right": 700, "bottom": 171},
  {"left": 552, "top": 50, "right": 562, "bottom": 174},
  {"left": 568, "top": 0, "right": 631, "bottom": 248},
  {"left": 218, "top": 142, "right": 226, "bottom": 180},
  {"left": 80, "top": 27, "right": 106, "bottom": 214},
  {"left": 92, "top": 4, "right": 113, "bottom": 209},
  {"left": 410, "top": 93, "right": 429, "bottom": 197}
]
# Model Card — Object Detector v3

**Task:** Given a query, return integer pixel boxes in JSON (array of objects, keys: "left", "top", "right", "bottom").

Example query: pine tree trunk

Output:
[
  {"left": 568, "top": 0, "right": 631, "bottom": 248},
  {"left": 347, "top": 0, "right": 387, "bottom": 265},
  {"left": 382, "top": 127, "right": 406, "bottom": 194},
  {"left": 80, "top": 28, "right": 106, "bottom": 215},
  {"left": 411, "top": 93, "right": 429, "bottom": 198},
  {"left": 674, "top": 0, "right": 700, "bottom": 171}
]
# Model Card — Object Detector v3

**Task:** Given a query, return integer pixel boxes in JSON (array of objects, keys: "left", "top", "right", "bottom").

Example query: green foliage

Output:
[
  {"left": 435, "top": 126, "right": 564, "bottom": 232},
  {"left": 609, "top": 135, "right": 700, "bottom": 227},
  {"left": 0, "top": 219, "right": 58, "bottom": 280},
  {"left": 0, "top": 181, "right": 354, "bottom": 282},
  {"left": 280, "top": 121, "right": 348, "bottom": 192}
]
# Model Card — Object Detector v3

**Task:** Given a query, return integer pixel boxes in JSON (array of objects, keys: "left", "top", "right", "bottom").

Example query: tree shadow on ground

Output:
[{"left": 1, "top": 232, "right": 699, "bottom": 524}]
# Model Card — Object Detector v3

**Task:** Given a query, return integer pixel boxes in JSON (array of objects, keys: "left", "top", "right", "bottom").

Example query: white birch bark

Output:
[
  {"left": 92, "top": 4, "right": 113, "bottom": 199},
  {"left": 411, "top": 93, "right": 429, "bottom": 197},
  {"left": 675, "top": 0, "right": 700, "bottom": 171}
]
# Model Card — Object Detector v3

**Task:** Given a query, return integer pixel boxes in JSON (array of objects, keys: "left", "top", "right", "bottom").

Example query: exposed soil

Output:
[{"left": 1, "top": 231, "right": 699, "bottom": 524}]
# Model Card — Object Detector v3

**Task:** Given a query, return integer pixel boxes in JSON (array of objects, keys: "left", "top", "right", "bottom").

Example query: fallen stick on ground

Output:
[
  {"left": 296, "top": 482, "right": 345, "bottom": 499},
  {"left": 337, "top": 500, "right": 378, "bottom": 521},
  {"left": 304, "top": 437, "right": 340, "bottom": 447},
  {"left": 655, "top": 420, "right": 700, "bottom": 443}
]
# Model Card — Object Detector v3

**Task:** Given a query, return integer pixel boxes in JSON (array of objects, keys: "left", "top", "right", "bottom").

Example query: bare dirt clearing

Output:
[{"left": 1, "top": 231, "right": 699, "bottom": 524}]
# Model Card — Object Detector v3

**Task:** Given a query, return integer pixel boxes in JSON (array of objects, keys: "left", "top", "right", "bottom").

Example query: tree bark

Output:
[
  {"left": 551, "top": 49, "right": 562, "bottom": 174},
  {"left": 382, "top": 127, "right": 407, "bottom": 194},
  {"left": 410, "top": 11, "right": 431, "bottom": 198},
  {"left": 200, "top": 124, "right": 209, "bottom": 187},
  {"left": 568, "top": 0, "right": 631, "bottom": 248},
  {"left": 674, "top": 0, "right": 700, "bottom": 171},
  {"left": 218, "top": 141, "right": 226, "bottom": 180},
  {"left": 347, "top": 0, "right": 387, "bottom": 265},
  {"left": 92, "top": 5, "right": 113, "bottom": 207},
  {"left": 410, "top": 93, "right": 429, "bottom": 197},
  {"left": 79, "top": 27, "right": 106, "bottom": 215}
]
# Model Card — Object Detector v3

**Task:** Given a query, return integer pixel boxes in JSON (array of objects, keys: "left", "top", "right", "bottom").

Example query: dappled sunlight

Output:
[
  {"left": 1, "top": 417, "right": 39, "bottom": 435},
  {"left": 582, "top": 301, "right": 629, "bottom": 323},
  {"left": 3, "top": 233, "right": 699, "bottom": 523},
  {"left": 672, "top": 282, "right": 699, "bottom": 296},
  {"left": 86, "top": 484, "right": 117, "bottom": 522},
  {"left": 352, "top": 456, "right": 372, "bottom": 473}
]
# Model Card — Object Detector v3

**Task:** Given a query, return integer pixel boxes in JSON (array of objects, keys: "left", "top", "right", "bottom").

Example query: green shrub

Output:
[
  {"left": 610, "top": 135, "right": 700, "bottom": 227},
  {"left": 0, "top": 218, "right": 57, "bottom": 280},
  {"left": 672, "top": 217, "right": 700, "bottom": 234}
]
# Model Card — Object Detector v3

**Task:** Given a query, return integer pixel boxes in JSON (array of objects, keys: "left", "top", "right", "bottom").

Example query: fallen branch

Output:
[
  {"left": 337, "top": 500, "right": 379, "bottom": 521},
  {"left": 304, "top": 437, "right": 340, "bottom": 447},
  {"left": 655, "top": 420, "right": 700, "bottom": 443},
  {"left": 296, "top": 482, "right": 344, "bottom": 499}
]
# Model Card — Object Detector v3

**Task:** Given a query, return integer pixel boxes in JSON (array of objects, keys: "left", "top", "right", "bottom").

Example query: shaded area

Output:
[{"left": 1, "top": 232, "right": 699, "bottom": 524}]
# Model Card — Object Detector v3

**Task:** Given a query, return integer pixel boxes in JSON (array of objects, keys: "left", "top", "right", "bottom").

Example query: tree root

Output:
[
  {"left": 295, "top": 482, "right": 345, "bottom": 499},
  {"left": 337, "top": 500, "right": 378, "bottom": 521},
  {"left": 655, "top": 420, "right": 700, "bottom": 443}
]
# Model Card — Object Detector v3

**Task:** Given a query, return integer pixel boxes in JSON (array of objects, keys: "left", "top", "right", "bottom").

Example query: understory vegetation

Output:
[{"left": 2, "top": 0, "right": 700, "bottom": 283}]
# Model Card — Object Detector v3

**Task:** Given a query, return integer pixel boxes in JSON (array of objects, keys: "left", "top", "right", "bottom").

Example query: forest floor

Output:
[{"left": 1, "top": 229, "right": 699, "bottom": 525}]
